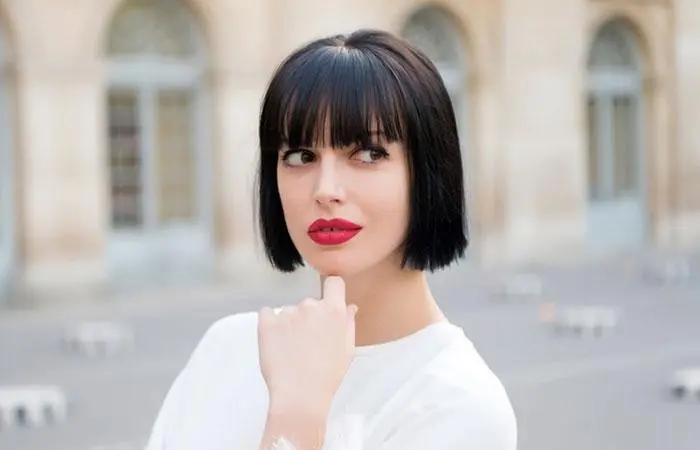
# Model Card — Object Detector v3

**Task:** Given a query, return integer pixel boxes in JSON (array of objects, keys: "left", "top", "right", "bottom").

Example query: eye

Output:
[
  {"left": 281, "top": 149, "right": 315, "bottom": 167},
  {"left": 352, "top": 147, "right": 389, "bottom": 164}
]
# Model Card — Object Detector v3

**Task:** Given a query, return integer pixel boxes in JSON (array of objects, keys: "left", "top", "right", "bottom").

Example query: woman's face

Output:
[{"left": 277, "top": 134, "right": 410, "bottom": 277}]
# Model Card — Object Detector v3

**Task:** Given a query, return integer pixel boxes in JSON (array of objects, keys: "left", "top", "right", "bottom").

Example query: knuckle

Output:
[{"left": 299, "top": 298, "right": 317, "bottom": 308}]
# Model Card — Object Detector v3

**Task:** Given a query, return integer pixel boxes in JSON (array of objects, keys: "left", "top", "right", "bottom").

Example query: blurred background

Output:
[{"left": 1, "top": 0, "right": 699, "bottom": 449}]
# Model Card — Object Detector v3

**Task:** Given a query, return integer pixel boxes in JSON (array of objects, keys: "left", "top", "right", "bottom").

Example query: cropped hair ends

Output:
[{"left": 256, "top": 29, "right": 468, "bottom": 273}]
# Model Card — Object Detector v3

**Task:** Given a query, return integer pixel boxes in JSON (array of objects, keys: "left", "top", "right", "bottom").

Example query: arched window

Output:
[
  {"left": 586, "top": 19, "right": 647, "bottom": 248},
  {"left": 106, "top": 0, "right": 212, "bottom": 285},
  {"left": 589, "top": 22, "right": 639, "bottom": 71},
  {"left": 402, "top": 7, "right": 468, "bottom": 153}
]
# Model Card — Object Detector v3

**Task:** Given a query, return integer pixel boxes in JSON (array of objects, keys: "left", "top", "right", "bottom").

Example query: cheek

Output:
[
  {"left": 277, "top": 174, "right": 314, "bottom": 242},
  {"left": 277, "top": 174, "right": 301, "bottom": 220},
  {"left": 360, "top": 170, "right": 410, "bottom": 227}
]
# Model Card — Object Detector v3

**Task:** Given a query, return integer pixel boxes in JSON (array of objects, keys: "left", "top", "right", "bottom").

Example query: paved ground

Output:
[{"left": 0, "top": 248, "right": 699, "bottom": 450}]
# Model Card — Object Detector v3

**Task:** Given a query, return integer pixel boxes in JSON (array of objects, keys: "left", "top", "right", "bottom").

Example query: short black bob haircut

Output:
[{"left": 257, "top": 29, "right": 468, "bottom": 273}]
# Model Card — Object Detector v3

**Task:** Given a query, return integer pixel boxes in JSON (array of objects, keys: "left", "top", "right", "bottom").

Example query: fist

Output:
[{"left": 258, "top": 276, "right": 358, "bottom": 414}]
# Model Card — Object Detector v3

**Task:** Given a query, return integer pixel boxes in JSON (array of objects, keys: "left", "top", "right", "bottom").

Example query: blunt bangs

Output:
[{"left": 260, "top": 46, "right": 407, "bottom": 152}]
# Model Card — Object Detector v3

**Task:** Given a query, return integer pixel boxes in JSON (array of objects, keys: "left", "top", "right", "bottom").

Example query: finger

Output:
[{"left": 322, "top": 276, "right": 346, "bottom": 306}]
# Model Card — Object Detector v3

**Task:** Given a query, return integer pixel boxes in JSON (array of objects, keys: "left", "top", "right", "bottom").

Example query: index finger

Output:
[{"left": 322, "top": 276, "right": 346, "bottom": 306}]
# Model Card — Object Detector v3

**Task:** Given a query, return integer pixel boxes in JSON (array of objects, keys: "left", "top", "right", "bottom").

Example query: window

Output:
[
  {"left": 587, "top": 21, "right": 642, "bottom": 201},
  {"left": 107, "top": 0, "right": 205, "bottom": 232}
]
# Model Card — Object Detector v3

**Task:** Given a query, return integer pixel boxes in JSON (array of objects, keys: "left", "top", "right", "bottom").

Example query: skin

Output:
[{"left": 258, "top": 136, "right": 447, "bottom": 449}]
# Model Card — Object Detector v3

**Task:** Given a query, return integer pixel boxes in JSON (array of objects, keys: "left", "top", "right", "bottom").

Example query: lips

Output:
[{"left": 307, "top": 218, "right": 363, "bottom": 246}]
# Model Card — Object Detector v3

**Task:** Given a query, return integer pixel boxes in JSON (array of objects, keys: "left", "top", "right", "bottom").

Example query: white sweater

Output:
[{"left": 144, "top": 312, "right": 517, "bottom": 450}]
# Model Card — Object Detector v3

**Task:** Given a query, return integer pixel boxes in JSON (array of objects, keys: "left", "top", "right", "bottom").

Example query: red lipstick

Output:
[{"left": 307, "top": 218, "right": 362, "bottom": 246}]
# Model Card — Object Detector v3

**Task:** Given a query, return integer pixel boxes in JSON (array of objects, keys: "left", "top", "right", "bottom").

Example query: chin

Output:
[{"left": 303, "top": 251, "right": 368, "bottom": 277}]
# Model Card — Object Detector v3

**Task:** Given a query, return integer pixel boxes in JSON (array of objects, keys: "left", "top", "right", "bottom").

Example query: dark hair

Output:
[{"left": 257, "top": 29, "right": 468, "bottom": 273}]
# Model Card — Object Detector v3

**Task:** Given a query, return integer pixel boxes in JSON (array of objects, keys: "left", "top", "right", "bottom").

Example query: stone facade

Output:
[{"left": 0, "top": 0, "right": 697, "bottom": 302}]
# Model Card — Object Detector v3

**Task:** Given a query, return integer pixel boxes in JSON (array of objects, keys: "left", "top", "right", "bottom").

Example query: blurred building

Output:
[{"left": 0, "top": 0, "right": 699, "bottom": 302}]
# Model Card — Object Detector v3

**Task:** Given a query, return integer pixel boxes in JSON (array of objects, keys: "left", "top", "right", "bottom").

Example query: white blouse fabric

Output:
[{"left": 144, "top": 312, "right": 517, "bottom": 450}]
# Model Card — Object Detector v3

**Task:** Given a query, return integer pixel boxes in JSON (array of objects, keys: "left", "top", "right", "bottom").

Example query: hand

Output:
[{"left": 258, "top": 276, "right": 358, "bottom": 415}]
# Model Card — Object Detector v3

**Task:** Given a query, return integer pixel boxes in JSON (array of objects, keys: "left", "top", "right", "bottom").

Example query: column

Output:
[
  {"left": 673, "top": 0, "right": 700, "bottom": 246},
  {"left": 17, "top": 60, "right": 108, "bottom": 301},
  {"left": 499, "top": 0, "right": 587, "bottom": 263}
]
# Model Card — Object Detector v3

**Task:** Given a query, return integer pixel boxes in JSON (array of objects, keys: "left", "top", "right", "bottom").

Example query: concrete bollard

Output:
[
  {"left": 551, "top": 306, "right": 619, "bottom": 337},
  {"left": 669, "top": 367, "right": 700, "bottom": 400},
  {"left": 0, "top": 385, "right": 68, "bottom": 430},
  {"left": 61, "top": 321, "right": 135, "bottom": 357},
  {"left": 495, "top": 274, "right": 543, "bottom": 301},
  {"left": 641, "top": 258, "right": 692, "bottom": 285}
]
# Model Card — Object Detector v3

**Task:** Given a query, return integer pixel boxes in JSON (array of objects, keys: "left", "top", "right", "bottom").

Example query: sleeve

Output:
[{"left": 380, "top": 401, "right": 518, "bottom": 450}]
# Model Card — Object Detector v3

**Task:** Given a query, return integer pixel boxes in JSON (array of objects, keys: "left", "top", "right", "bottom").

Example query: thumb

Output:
[{"left": 322, "top": 276, "right": 346, "bottom": 307}]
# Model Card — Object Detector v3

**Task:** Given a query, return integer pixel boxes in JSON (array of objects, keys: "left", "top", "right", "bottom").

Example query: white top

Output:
[{"left": 144, "top": 312, "right": 517, "bottom": 450}]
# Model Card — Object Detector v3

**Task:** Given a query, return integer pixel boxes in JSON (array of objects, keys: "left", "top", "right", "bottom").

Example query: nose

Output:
[{"left": 313, "top": 153, "right": 345, "bottom": 206}]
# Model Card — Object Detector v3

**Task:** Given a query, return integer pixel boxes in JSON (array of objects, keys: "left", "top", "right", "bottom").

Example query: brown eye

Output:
[
  {"left": 283, "top": 149, "right": 315, "bottom": 166},
  {"left": 353, "top": 147, "right": 389, "bottom": 164},
  {"left": 301, "top": 151, "right": 315, "bottom": 164}
]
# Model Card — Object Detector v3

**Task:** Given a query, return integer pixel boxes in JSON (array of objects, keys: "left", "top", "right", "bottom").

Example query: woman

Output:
[{"left": 145, "top": 29, "right": 517, "bottom": 450}]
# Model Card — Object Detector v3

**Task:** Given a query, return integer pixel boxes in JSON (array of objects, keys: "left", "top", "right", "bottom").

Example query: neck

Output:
[{"left": 320, "top": 263, "right": 446, "bottom": 347}]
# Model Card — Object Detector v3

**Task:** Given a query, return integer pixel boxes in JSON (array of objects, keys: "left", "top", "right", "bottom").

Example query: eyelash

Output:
[{"left": 280, "top": 146, "right": 389, "bottom": 166}]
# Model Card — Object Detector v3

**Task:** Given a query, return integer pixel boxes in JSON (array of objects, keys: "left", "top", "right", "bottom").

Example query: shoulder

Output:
[
  {"left": 430, "top": 337, "right": 513, "bottom": 405},
  {"left": 184, "top": 311, "right": 261, "bottom": 372},
  {"left": 199, "top": 311, "right": 260, "bottom": 346},
  {"left": 395, "top": 337, "right": 517, "bottom": 449}
]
